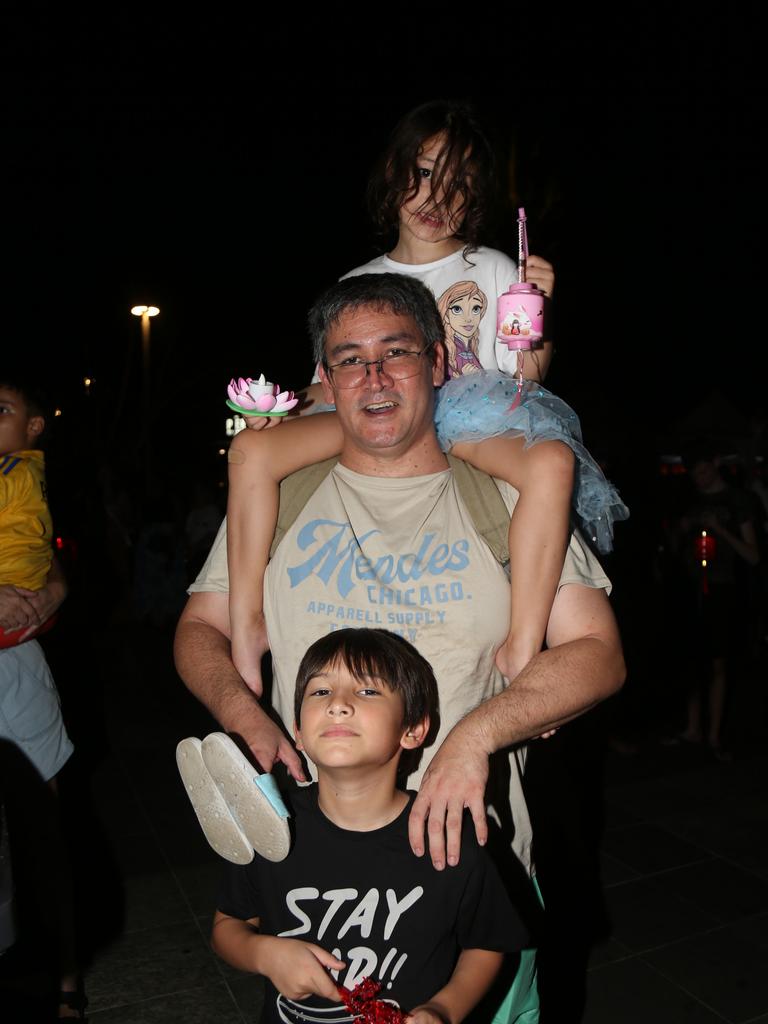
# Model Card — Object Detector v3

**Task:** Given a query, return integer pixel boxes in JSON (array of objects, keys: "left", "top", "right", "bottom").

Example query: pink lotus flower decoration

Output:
[{"left": 227, "top": 374, "right": 299, "bottom": 416}]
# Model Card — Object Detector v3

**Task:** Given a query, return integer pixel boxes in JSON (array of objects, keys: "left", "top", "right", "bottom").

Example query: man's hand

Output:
[
  {"left": 244, "top": 706, "right": 307, "bottom": 782},
  {"left": 174, "top": 595, "right": 306, "bottom": 782},
  {"left": 14, "top": 557, "right": 67, "bottom": 640},
  {"left": 0, "top": 585, "right": 39, "bottom": 631},
  {"left": 526, "top": 254, "right": 555, "bottom": 298},
  {"left": 255, "top": 936, "right": 345, "bottom": 1001},
  {"left": 25, "top": 588, "right": 62, "bottom": 624},
  {"left": 408, "top": 728, "right": 489, "bottom": 870}
]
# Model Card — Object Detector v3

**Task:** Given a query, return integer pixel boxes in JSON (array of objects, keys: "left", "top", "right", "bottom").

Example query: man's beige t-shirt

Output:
[{"left": 190, "top": 464, "right": 610, "bottom": 872}]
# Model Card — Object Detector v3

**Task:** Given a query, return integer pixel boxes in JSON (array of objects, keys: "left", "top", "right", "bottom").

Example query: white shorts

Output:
[{"left": 0, "top": 641, "right": 73, "bottom": 782}]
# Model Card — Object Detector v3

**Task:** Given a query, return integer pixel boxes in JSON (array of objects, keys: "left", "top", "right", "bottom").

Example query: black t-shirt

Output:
[{"left": 217, "top": 787, "right": 527, "bottom": 1024}]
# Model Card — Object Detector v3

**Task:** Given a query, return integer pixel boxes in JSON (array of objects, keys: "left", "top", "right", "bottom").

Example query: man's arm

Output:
[
  {"left": 408, "top": 583, "right": 625, "bottom": 869},
  {"left": 0, "top": 585, "right": 38, "bottom": 631},
  {"left": 174, "top": 590, "right": 306, "bottom": 780},
  {"left": 23, "top": 555, "right": 67, "bottom": 631},
  {"left": 0, "top": 556, "right": 68, "bottom": 638}
]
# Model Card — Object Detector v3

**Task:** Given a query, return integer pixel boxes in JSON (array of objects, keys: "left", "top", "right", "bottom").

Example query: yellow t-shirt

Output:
[{"left": 0, "top": 449, "right": 53, "bottom": 589}]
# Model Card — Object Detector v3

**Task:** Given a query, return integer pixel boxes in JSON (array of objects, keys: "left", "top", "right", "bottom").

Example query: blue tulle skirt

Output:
[{"left": 434, "top": 371, "right": 629, "bottom": 553}]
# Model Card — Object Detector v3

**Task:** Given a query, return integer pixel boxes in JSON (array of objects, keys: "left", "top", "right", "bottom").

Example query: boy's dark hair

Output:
[
  {"left": 0, "top": 375, "right": 49, "bottom": 421},
  {"left": 294, "top": 628, "right": 439, "bottom": 733},
  {"left": 366, "top": 99, "right": 497, "bottom": 254},
  {"left": 0, "top": 374, "right": 50, "bottom": 445},
  {"left": 308, "top": 272, "right": 445, "bottom": 367}
]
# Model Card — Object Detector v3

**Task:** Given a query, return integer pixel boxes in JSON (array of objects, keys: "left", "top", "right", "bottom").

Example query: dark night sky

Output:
[{"left": 3, "top": 10, "right": 764, "bottom": 482}]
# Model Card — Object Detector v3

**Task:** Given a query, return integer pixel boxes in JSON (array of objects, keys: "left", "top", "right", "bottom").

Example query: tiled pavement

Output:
[
  {"left": 585, "top": 752, "right": 768, "bottom": 1023},
  {"left": 2, "top": 624, "right": 766, "bottom": 1022}
]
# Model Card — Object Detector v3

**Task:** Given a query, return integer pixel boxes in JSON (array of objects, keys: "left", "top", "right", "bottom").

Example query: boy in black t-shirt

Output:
[{"left": 212, "top": 628, "right": 527, "bottom": 1024}]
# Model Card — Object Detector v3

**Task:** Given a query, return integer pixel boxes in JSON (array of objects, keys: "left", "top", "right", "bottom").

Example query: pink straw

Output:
[{"left": 517, "top": 207, "right": 528, "bottom": 283}]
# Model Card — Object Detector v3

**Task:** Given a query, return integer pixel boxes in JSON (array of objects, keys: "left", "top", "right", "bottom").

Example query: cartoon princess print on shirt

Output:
[{"left": 436, "top": 280, "right": 487, "bottom": 379}]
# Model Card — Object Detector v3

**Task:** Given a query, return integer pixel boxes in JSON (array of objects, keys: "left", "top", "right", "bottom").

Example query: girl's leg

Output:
[
  {"left": 450, "top": 436, "right": 575, "bottom": 681},
  {"left": 227, "top": 413, "right": 343, "bottom": 694}
]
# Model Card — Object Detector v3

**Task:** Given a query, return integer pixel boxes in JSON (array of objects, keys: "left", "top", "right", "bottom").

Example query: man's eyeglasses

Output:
[{"left": 324, "top": 343, "right": 434, "bottom": 389}]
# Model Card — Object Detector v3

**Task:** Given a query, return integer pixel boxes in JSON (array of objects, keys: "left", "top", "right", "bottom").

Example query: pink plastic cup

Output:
[{"left": 496, "top": 282, "right": 546, "bottom": 351}]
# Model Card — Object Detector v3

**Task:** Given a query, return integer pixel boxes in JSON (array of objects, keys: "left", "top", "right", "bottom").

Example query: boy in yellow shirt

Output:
[{"left": 0, "top": 377, "right": 53, "bottom": 647}]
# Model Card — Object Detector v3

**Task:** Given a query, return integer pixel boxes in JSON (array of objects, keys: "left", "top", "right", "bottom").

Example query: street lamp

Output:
[
  {"left": 131, "top": 304, "right": 160, "bottom": 408},
  {"left": 130, "top": 305, "right": 160, "bottom": 384},
  {"left": 131, "top": 304, "right": 160, "bottom": 488}
]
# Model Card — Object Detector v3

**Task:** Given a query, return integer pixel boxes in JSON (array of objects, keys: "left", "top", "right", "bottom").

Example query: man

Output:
[
  {"left": 175, "top": 274, "right": 624, "bottom": 1019},
  {"left": 675, "top": 446, "right": 759, "bottom": 757}
]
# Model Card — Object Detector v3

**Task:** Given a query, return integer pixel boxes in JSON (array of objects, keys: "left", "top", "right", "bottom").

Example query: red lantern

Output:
[
  {"left": 695, "top": 529, "right": 716, "bottom": 565},
  {"left": 695, "top": 529, "right": 716, "bottom": 594}
]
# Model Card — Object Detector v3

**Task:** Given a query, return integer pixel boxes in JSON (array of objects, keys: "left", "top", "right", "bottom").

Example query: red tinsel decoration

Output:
[{"left": 337, "top": 977, "right": 407, "bottom": 1024}]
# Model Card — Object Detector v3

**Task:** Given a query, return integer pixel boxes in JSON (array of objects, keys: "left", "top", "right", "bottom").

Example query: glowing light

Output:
[
  {"left": 54, "top": 408, "right": 62, "bottom": 417},
  {"left": 696, "top": 529, "right": 716, "bottom": 567},
  {"left": 218, "top": 448, "right": 226, "bottom": 455},
  {"left": 130, "top": 305, "right": 160, "bottom": 317}
]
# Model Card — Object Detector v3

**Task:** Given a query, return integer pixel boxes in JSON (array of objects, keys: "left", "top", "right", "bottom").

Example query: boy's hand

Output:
[
  {"left": 258, "top": 936, "right": 345, "bottom": 1001},
  {"left": 406, "top": 1007, "right": 449, "bottom": 1024},
  {"left": 525, "top": 254, "right": 555, "bottom": 298}
]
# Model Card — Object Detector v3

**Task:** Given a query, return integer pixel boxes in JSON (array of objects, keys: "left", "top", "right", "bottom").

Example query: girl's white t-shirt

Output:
[
  {"left": 342, "top": 247, "right": 519, "bottom": 374},
  {"left": 311, "top": 247, "right": 519, "bottom": 382}
]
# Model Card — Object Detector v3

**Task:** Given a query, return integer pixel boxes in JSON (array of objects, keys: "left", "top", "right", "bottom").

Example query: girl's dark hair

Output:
[
  {"left": 294, "top": 628, "right": 439, "bottom": 732},
  {"left": 367, "top": 100, "right": 497, "bottom": 254}
]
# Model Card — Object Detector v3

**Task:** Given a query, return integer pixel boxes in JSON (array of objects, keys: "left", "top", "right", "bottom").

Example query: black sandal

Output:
[{"left": 58, "top": 987, "right": 88, "bottom": 1021}]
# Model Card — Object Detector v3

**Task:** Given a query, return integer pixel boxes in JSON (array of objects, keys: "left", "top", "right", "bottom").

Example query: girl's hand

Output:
[
  {"left": 243, "top": 415, "right": 284, "bottom": 432},
  {"left": 526, "top": 254, "right": 555, "bottom": 298},
  {"left": 494, "top": 642, "right": 557, "bottom": 739},
  {"left": 232, "top": 614, "right": 270, "bottom": 697},
  {"left": 494, "top": 636, "right": 535, "bottom": 684}
]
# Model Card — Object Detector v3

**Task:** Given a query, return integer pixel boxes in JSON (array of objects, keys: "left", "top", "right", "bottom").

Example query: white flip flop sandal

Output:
[
  {"left": 176, "top": 733, "right": 291, "bottom": 864},
  {"left": 176, "top": 737, "right": 255, "bottom": 864},
  {"left": 201, "top": 733, "right": 291, "bottom": 862}
]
